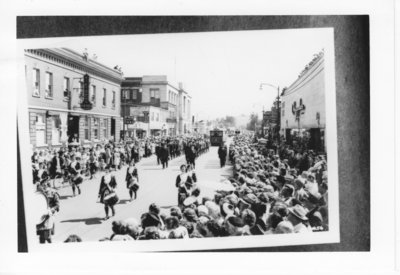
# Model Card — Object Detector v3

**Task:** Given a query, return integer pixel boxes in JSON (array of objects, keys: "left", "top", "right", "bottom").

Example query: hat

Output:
[
  {"left": 288, "top": 205, "right": 309, "bottom": 221},
  {"left": 183, "top": 196, "right": 197, "bottom": 207},
  {"left": 242, "top": 193, "right": 259, "bottom": 205},
  {"left": 263, "top": 185, "right": 275, "bottom": 193},
  {"left": 226, "top": 216, "right": 245, "bottom": 228},
  {"left": 257, "top": 192, "right": 270, "bottom": 203},
  {"left": 149, "top": 203, "right": 160, "bottom": 214},
  {"left": 221, "top": 202, "right": 235, "bottom": 217},
  {"left": 123, "top": 218, "right": 140, "bottom": 238},
  {"left": 197, "top": 205, "right": 209, "bottom": 217},
  {"left": 275, "top": 221, "right": 294, "bottom": 234},
  {"left": 205, "top": 201, "right": 220, "bottom": 219},
  {"left": 111, "top": 234, "right": 134, "bottom": 241},
  {"left": 225, "top": 194, "right": 239, "bottom": 206},
  {"left": 141, "top": 213, "right": 161, "bottom": 228},
  {"left": 170, "top": 206, "right": 183, "bottom": 219},
  {"left": 183, "top": 208, "right": 198, "bottom": 221}
]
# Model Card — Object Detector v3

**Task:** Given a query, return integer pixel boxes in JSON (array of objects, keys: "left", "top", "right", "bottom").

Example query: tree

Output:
[{"left": 246, "top": 113, "right": 259, "bottom": 131}]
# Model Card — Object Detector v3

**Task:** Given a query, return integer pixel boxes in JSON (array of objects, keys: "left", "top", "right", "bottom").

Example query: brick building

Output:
[{"left": 24, "top": 48, "right": 123, "bottom": 149}]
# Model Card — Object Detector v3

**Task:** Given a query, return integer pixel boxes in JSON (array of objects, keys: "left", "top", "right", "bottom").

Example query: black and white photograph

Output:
[
  {"left": 17, "top": 25, "right": 339, "bottom": 251},
  {"left": 0, "top": 1, "right": 397, "bottom": 273}
]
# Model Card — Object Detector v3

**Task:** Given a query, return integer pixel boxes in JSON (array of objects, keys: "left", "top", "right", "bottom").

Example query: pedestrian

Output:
[
  {"left": 98, "top": 168, "right": 118, "bottom": 220},
  {"left": 218, "top": 144, "right": 227, "bottom": 168},
  {"left": 126, "top": 160, "right": 139, "bottom": 201},
  {"left": 176, "top": 164, "right": 189, "bottom": 207},
  {"left": 68, "top": 155, "right": 82, "bottom": 196},
  {"left": 160, "top": 144, "right": 170, "bottom": 169},
  {"left": 187, "top": 145, "right": 197, "bottom": 168}
]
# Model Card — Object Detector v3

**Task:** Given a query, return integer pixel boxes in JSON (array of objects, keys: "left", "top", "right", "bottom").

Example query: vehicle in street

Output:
[{"left": 209, "top": 129, "right": 225, "bottom": 146}]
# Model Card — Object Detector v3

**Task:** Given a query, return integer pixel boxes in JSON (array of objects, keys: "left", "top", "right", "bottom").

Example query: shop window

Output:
[
  {"left": 51, "top": 116, "right": 61, "bottom": 145},
  {"left": 63, "top": 77, "right": 70, "bottom": 99},
  {"left": 35, "top": 113, "right": 46, "bottom": 146},
  {"left": 45, "top": 72, "right": 53, "bottom": 98},
  {"left": 93, "top": 118, "right": 99, "bottom": 140},
  {"left": 103, "top": 119, "right": 108, "bottom": 139},
  {"left": 32, "top": 69, "right": 40, "bottom": 97},
  {"left": 84, "top": 116, "right": 90, "bottom": 140}
]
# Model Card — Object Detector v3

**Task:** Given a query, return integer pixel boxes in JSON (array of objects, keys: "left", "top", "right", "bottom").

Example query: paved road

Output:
[{"left": 52, "top": 143, "right": 232, "bottom": 242}]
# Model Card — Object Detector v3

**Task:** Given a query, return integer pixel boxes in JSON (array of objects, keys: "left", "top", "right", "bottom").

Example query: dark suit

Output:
[{"left": 160, "top": 147, "right": 170, "bottom": 169}]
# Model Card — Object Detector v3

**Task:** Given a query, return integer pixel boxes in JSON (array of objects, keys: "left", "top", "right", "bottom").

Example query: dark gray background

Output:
[{"left": 17, "top": 16, "right": 370, "bottom": 252}]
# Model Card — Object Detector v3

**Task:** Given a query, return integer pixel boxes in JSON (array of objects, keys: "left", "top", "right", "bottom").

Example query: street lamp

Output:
[{"left": 259, "top": 83, "right": 281, "bottom": 150}]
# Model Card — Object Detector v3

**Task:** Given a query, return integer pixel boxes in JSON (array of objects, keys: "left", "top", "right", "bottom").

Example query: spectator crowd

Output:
[{"left": 60, "top": 132, "right": 329, "bottom": 242}]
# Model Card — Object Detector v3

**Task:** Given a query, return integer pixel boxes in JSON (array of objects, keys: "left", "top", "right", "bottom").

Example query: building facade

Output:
[
  {"left": 280, "top": 50, "right": 326, "bottom": 151},
  {"left": 25, "top": 48, "right": 123, "bottom": 149},
  {"left": 120, "top": 75, "right": 192, "bottom": 138}
]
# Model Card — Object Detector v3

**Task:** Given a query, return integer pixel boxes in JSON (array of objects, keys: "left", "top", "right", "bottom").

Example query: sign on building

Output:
[{"left": 80, "top": 74, "right": 93, "bottom": 110}]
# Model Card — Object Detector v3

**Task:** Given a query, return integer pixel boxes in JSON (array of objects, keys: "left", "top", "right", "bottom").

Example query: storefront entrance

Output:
[
  {"left": 67, "top": 115, "right": 80, "bottom": 142},
  {"left": 111, "top": 118, "right": 116, "bottom": 141}
]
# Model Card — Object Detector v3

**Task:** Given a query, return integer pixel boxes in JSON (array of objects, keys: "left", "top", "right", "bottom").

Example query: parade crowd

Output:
[
  {"left": 33, "top": 131, "right": 328, "bottom": 243},
  {"left": 32, "top": 135, "right": 210, "bottom": 243},
  {"left": 85, "top": 133, "right": 328, "bottom": 242}
]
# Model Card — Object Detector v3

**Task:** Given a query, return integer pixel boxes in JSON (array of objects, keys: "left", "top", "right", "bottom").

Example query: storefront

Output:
[{"left": 25, "top": 48, "right": 123, "bottom": 149}]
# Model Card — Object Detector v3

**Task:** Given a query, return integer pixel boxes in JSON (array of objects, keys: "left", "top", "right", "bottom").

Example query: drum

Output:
[
  {"left": 32, "top": 191, "right": 49, "bottom": 224},
  {"left": 104, "top": 192, "right": 119, "bottom": 205}
]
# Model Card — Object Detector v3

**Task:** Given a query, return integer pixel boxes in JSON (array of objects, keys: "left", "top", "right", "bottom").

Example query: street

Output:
[{"left": 52, "top": 144, "right": 232, "bottom": 242}]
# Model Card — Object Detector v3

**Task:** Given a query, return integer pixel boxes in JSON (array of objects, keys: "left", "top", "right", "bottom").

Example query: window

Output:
[
  {"left": 150, "top": 88, "right": 160, "bottom": 105},
  {"left": 35, "top": 113, "right": 46, "bottom": 146},
  {"left": 103, "top": 119, "right": 108, "bottom": 139},
  {"left": 156, "top": 113, "right": 159, "bottom": 121},
  {"left": 84, "top": 116, "right": 90, "bottom": 140},
  {"left": 45, "top": 72, "right": 53, "bottom": 98},
  {"left": 151, "top": 112, "right": 154, "bottom": 121},
  {"left": 103, "top": 88, "right": 107, "bottom": 106},
  {"left": 93, "top": 118, "right": 99, "bottom": 140},
  {"left": 32, "top": 69, "right": 40, "bottom": 97},
  {"left": 131, "top": 89, "right": 137, "bottom": 100},
  {"left": 79, "top": 82, "right": 84, "bottom": 103},
  {"left": 282, "top": 109, "right": 285, "bottom": 117},
  {"left": 112, "top": 91, "right": 116, "bottom": 108},
  {"left": 183, "top": 97, "right": 186, "bottom": 113},
  {"left": 63, "top": 77, "right": 70, "bottom": 98},
  {"left": 90, "top": 85, "right": 96, "bottom": 105}
]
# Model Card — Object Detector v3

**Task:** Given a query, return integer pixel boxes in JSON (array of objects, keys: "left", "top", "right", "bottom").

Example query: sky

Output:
[{"left": 49, "top": 28, "right": 331, "bottom": 120}]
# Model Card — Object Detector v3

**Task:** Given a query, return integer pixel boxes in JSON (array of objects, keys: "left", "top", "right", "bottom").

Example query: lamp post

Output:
[{"left": 259, "top": 83, "right": 281, "bottom": 150}]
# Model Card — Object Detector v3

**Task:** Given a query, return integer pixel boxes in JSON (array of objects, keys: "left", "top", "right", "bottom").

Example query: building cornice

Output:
[
  {"left": 282, "top": 55, "right": 324, "bottom": 97},
  {"left": 25, "top": 48, "right": 123, "bottom": 84}
]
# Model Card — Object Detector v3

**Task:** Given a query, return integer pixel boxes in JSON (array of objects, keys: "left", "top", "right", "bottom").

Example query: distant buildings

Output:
[
  {"left": 120, "top": 75, "right": 192, "bottom": 139},
  {"left": 24, "top": 48, "right": 123, "bottom": 149}
]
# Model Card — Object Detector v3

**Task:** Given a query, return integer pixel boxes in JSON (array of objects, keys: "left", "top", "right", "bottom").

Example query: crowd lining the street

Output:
[
  {"left": 32, "top": 134, "right": 210, "bottom": 243},
  {"left": 60, "top": 132, "right": 328, "bottom": 242}
]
